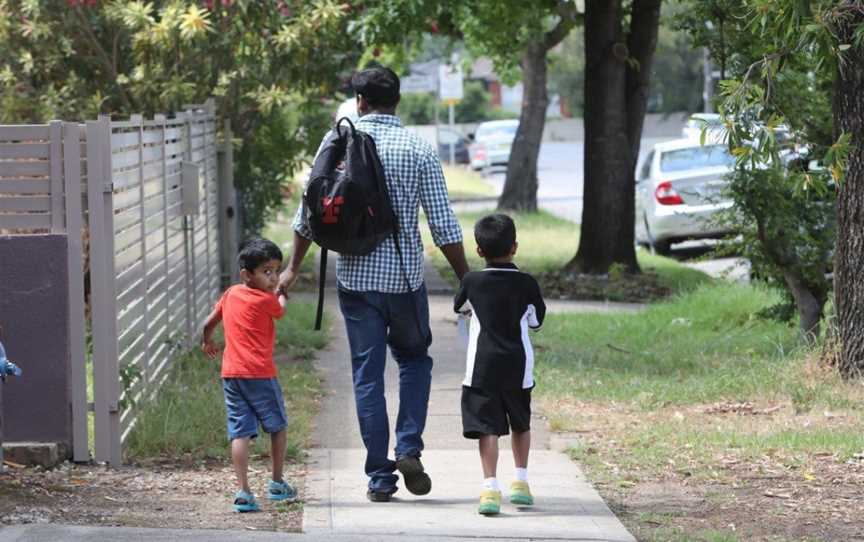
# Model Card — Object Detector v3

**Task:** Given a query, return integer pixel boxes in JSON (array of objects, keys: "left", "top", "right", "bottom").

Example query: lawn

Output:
[
  {"left": 533, "top": 281, "right": 864, "bottom": 541},
  {"left": 422, "top": 209, "right": 710, "bottom": 300},
  {"left": 536, "top": 282, "right": 795, "bottom": 408},
  {"left": 442, "top": 165, "right": 497, "bottom": 200}
]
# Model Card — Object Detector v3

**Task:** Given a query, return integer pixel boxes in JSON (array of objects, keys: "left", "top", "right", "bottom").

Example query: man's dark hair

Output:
[
  {"left": 474, "top": 213, "right": 517, "bottom": 259},
  {"left": 351, "top": 67, "right": 400, "bottom": 108},
  {"left": 238, "top": 237, "right": 283, "bottom": 271}
]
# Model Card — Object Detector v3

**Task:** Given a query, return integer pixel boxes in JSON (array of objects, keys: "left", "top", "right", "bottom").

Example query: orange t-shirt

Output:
[{"left": 216, "top": 285, "right": 284, "bottom": 379}]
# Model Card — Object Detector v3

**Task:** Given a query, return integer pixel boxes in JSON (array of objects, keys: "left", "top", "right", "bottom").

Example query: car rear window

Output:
[
  {"left": 660, "top": 145, "right": 733, "bottom": 173},
  {"left": 476, "top": 124, "right": 518, "bottom": 140}
]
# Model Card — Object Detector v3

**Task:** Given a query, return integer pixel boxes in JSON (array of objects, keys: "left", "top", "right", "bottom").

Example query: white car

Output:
[
  {"left": 469, "top": 119, "right": 519, "bottom": 170},
  {"left": 635, "top": 139, "right": 736, "bottom": 254},
  {"left": 682, "top": 113, "right": 723, "bottom": 140}
]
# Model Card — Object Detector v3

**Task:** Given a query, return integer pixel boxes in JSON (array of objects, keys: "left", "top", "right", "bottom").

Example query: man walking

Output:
[{"left": 279, "top": 67, "right": 469, "bottom": 502}]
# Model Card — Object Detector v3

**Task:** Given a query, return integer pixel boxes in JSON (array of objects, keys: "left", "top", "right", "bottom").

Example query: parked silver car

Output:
[
  {"left": 469, "top": 119, "right": 519, "bottom": 170},
  {"left": 635, "top": 139, "right": 736, "bottom": 254}
]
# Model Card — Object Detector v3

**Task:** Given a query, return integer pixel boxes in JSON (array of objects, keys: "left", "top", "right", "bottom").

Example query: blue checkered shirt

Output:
[{"left": 293, "top": 114, "right": 463, "bottom": 293}]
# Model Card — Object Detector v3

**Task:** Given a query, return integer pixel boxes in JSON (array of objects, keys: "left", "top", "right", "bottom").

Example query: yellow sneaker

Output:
[
  {"left": 510, "top": 480, "right": 533, "bottom": 506},
  {"left": 478, "top": 489, "right": 501, "bottom": 515}
]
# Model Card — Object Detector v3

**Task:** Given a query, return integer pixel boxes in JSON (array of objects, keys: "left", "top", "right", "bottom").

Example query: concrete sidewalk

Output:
[
  {"left": 303, "top": 264, "right": 636, "bottom": 541},
  {"left": 0, "top": 524, "right": 574, "bottom": 542}
]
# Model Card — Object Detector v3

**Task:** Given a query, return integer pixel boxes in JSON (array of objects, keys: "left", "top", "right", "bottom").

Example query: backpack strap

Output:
[
  {"left": 315, "top": 248, "right": 327, "bottom": 331},
  {"left": 335, "top": 116, "right": 357, "bottom": 139}
]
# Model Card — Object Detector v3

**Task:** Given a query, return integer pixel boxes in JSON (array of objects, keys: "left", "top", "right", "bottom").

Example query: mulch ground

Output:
[
  {"left": 541, "top": 399, "right": 864, "bottom": 541},
  {"left": 606, "top": 461, "right": 864, "bottom": 541},
  {"left": 538, "top": 270, "right": 673, "bottom": 303},
  {"left": 0, "top": 455, "right": 306, "bottom": 532}
]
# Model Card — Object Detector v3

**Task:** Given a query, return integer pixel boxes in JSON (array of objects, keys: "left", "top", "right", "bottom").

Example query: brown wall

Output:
[{"left": 0, "top": 235, "right": 71, "bottom": 451}]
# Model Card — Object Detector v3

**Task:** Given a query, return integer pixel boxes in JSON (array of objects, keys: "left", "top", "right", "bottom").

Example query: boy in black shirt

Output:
[{"left": 454, "top": 213, "right": 546, "bottom": 516}]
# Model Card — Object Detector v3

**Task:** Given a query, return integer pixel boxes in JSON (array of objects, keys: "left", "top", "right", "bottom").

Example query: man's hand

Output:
[
  {"left": 279, "top": 232, "right": 314, "bottom": 296},
  {"left": 201, "top": 337, "right": 219, "bottom": 359},
  {"left": 278, "top": 267, "right": 300, "bottom": 296}
]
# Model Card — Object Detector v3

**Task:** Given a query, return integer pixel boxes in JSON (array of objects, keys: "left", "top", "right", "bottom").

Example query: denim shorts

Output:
[{"left": 222, "top": 378, "right": 288, "bottom": 441}]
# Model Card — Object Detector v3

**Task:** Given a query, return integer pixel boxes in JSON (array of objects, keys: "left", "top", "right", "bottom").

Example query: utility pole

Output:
[
  {"left": 439, "top": 55, "right": 464, "bottom": 165},
  {"left": 702, "top": 47, "right": 714, "bottom": 113}
]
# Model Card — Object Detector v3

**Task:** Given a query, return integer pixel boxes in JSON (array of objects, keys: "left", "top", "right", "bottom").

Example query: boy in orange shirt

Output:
[{"left": 202, "top": 237, "right": 297, "bottom": 512}]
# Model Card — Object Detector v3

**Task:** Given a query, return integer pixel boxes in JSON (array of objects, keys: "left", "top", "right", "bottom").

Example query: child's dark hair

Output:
[
  {"left": 474, "top": 213, "right": 516, "bottom": 259},
  {"left": 238, "top": 237, "right": 283, "bottom": 272}
]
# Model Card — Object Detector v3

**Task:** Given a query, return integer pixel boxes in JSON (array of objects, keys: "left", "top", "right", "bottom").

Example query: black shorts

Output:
[{"left": 461, "top": 385, "right": 532, "bottom": 439}]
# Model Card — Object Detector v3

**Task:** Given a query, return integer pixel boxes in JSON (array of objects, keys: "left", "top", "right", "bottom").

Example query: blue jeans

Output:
[{"left": 338, "top": 284, "right": 433, "bottom": 493}]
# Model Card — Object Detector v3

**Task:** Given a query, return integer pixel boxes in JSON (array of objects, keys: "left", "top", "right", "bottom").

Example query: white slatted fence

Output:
[{"left": 1, "top": 99, "right": 231, "bottom": 465}]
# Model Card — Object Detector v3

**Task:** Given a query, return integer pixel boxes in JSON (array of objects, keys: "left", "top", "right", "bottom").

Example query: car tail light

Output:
[
  {"left": 655, "top": 181, "right": 684, "bottom": 205},
  {"left": 472, "top": 144, "right": 486, "bottom": 160}
]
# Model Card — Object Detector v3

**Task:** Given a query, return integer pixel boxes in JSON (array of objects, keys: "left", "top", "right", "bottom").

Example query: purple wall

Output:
[{"left": 0, "top": 235, "right": 71, "bottom": 453}]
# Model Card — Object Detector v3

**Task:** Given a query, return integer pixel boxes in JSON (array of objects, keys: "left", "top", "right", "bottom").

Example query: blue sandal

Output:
[
  {"left": 233, "top": 490, "right": 260, "bottom": 513},
  {"left": 268, "top": 479, "right": 298, "bottom": 502}
]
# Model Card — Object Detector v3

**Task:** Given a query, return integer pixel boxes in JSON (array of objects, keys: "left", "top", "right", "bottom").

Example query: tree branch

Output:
[
  {"left": 72, "top": 7, "right": 134, "bottom": 111},
  {"left": 729, "top": 50, "right": 790, "bottom": 104},
  {"left": 544, "top": 1, "right": 582, "bottom": 50}
]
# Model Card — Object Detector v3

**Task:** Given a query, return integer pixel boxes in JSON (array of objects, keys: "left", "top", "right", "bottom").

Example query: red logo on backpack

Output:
[{"left": 322, "top": 196, "right": 344, "bottom": 224}]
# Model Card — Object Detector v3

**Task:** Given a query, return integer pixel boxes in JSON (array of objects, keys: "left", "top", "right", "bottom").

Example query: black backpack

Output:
[{"left": 302, "top": 117, "right": 399, "bottom": 329}]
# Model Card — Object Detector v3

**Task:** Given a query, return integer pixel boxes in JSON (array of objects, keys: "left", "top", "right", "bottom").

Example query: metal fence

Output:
[{"left": 0, "top": 99, "right": 232, "bottom": 464}]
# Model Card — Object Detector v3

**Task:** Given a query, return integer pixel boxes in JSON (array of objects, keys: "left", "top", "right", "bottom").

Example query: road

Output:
[
  {"left": 479, "top": 140, "right": 749, "bottom": 280},
  {"left": 481, "top": 139, "right": 672, "bottom": 224}
]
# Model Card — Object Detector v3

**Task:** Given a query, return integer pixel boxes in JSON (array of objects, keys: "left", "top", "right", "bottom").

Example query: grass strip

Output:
[
  {"left": 442, "top": 165, "right": 497, "bottom": 200},
  {"left": 422, "top": 208, "right": 710, "bottom": 299}
]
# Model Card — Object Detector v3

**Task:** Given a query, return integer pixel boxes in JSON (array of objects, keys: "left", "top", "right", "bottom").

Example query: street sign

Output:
[
  {"left": 402, "top": 73, "right": 437, "bottom": 94},
  {"left": 438, "top": 64, "right": 464, "bottom": 102}
]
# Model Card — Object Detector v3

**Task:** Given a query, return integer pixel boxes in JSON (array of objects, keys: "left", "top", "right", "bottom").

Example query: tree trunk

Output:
[
  {"left": 754, "top": 217, "right": 829, "bottom": 341},
  {"left": 568, "top": 0, "right": 660, "bottom": 274},
  {"left": 625, "top": 0, "right": 663, "bottom": 170},
  {"left": 781, "top": 271, "right": 825, "bottom": 342},
  {"left": 497, "top": 41, "right": 548, "bottom": 212},
  {"left": 833, "top": 9, "right": 864, "bottom": 378}
]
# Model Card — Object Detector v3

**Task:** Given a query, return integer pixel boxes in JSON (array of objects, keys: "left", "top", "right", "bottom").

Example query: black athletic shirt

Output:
[{"left": 454, "top": 262, "right": 546, "bottom": 391}]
